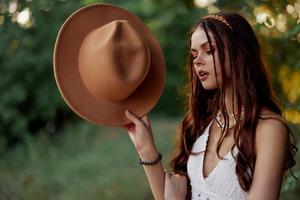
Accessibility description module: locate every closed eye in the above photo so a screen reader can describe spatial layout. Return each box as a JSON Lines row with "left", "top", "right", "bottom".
{"left": 206, "top": 49, "right": 215, "bottom": 55}
{"left": 191, "top": 48, "right": 215, "bottom": 59}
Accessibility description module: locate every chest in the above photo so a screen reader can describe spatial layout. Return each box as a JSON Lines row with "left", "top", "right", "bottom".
{"left": 202, "top": 121, "right": 236, "bottom": 178}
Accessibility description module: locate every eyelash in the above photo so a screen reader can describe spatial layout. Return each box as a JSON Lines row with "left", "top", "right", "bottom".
{"left": 191, "top": 49, "right": 215, "bottom": 59}
{"left": 206, "top": 49, "right": 215, "bottom": 55}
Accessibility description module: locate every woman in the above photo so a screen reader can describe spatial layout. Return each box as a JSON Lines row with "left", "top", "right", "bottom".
{"left": 124, "top": 12, "right": 297, "bottom": 200}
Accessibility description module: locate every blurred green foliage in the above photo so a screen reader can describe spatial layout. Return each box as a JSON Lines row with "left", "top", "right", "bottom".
{"left": 0, "top": 0, "right": 82, "bottom": 151}
{"left": 0, "top": 118, "right": 177, "bottom": 200}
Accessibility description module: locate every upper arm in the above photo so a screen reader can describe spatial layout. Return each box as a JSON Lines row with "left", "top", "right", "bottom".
{"left": 247, "top": 118, "right": 289, "bottom": 200}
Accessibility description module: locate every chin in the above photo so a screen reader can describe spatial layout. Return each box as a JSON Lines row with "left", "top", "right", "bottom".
{"left": 201, "top": 82, "right": 218, "bottom": 90}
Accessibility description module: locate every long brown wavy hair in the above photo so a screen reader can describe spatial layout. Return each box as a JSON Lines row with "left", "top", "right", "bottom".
{"left": 168, "top": 12, "right": 297, "bottom": 199}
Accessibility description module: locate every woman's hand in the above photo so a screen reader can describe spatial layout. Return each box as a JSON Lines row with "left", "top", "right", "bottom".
{"left": 164, "top": 170, "right": 187, "bottom": 200}
{"left": 124, "top": 110, "right": 157, "bottom": 159}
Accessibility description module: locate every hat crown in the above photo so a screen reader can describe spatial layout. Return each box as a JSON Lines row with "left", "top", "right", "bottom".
{"left": 78, "top": 20, "right": 150, "bottom": 102}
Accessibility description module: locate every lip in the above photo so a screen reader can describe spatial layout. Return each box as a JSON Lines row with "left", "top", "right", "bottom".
{"left": 198, "top": 71, "right": 209, "bottom": 81}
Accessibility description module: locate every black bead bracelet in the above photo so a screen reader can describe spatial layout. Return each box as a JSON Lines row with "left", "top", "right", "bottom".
{"left": 138, "top": 152, "right": 162, "bottom": 165}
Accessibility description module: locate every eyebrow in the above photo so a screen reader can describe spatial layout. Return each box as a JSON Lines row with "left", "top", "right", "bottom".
{"left": 191, "top": 41, "right": 215, "bottom": 51}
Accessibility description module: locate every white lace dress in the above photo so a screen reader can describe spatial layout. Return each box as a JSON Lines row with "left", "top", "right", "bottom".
{"left": 187, "top": 121, "right": 247, "bottom": 200}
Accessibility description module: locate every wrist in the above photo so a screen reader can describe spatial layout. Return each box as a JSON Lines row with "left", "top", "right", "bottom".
{"left": 138, "top": 152, "right": 162, "bottom": 165}
{"left": 138, "top": 146, "right": 159, "bottom": 161}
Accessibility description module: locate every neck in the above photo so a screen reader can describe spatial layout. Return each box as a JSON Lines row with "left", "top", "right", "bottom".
{"left": 215, "top": 84, "right": 239, "bottom": 130}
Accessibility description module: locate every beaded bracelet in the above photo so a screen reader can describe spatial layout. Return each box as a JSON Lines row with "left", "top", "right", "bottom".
{"left": 138, "top": 152, "right": 162, "bottom": 165}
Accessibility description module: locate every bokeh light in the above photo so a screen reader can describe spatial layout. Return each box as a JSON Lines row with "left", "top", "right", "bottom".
{"left": 0, "top": 15, "right": 4, "bottom": 25}
{"left": 279, "top": 65, "right": 300, "bottom": 104}
{"left": 254, "top": 6, "right": 275, "bottom": 28}
{"left": 286, "top": 4, "right": 295, "bottom": 14}
{"left": 17, "top": 7, "right": 32, "bottom": 28}
{"left": 194, "top": 0, "right": 216, "bottom": 8}
{"left": 284, "top": 109, "right": 300, "bottom": 124}
{"left": 8, "top": 0, "right": 18, "bottom": 14}
{"left": 275, "top": 14, "right": 287, "bottom": 33}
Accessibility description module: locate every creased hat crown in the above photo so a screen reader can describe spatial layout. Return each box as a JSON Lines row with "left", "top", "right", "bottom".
{"left": 78, "top": 20, "right": 150, "bottom": 102}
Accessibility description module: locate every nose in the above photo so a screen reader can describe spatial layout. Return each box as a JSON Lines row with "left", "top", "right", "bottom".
{"left": 193, "top": 54, "right": 205, "bottom": 66}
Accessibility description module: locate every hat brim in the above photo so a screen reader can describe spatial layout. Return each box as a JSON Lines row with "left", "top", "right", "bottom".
{"left": 53, "top": 3, "right": 165, "bottom": 127}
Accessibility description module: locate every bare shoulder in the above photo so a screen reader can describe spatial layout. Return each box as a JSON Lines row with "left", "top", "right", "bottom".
{"left": 248, "top": 109, "right": 290, "bottom": 198}
{"left": 257, "top": 107, "right": 287, "bottom": 133}
{"left": 256, "top": 107, "right": 289, "bottom": 151}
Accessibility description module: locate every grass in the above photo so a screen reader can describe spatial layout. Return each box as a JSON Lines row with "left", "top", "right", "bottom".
{"left": 0, "top": 116, "right": 180, "bottom": 200}
{"left": 0, "top": 116, "right": 299, "bottom": 200}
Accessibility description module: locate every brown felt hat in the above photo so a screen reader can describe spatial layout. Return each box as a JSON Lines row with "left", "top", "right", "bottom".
{"left": 53, "top": 3, "right": 165, "bottom": 127}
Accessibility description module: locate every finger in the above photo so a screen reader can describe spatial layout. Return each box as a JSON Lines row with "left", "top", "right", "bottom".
{"left": 163, "top": 169, "right": 168, "bottom": 180}
{"left": 164, "top": 172, "right": 170, "bottom": 184}
{"left": 124, "top": 122, "right": 136, "bottom": 133}
{"left": 125, "top": 110, "right": 141, "bottom": 125}
{"left": 126, "top": 125, "right": 136, "bottom": 143}
{"left": 121, "top": 123, "right": 133, "bottom": 130}
{"left": 175, "top": 171, "right": 187, "bottom": 177}
{"left": 180, "top": 176, "right": 187, "bottom": 184}
{"left": 174, "top": 174, "right": 187, "bottom": 183}
{"left": 169, "top": 172, "right": 175, "bottom": 178}
{"left": 173, "top": 174, "right": 185, "bottom": 178}
{"left": 173, "top": 173, "right": 187, "bottom": 179}
{"left": 141, "top": 115, "right": 151, "bottom": 127}
{"left": 170, "top": 174, "right": 187, "bottom": 185}
{"left": 164, "top": 172, "right": 167, "bottom": 186}
{"left": 165, "top": 172, "right": 172, "bottom": 179}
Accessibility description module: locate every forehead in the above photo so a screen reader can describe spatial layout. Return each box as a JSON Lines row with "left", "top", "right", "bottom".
{"left": 191, "top": 27, "right": 215, "bottom": 48}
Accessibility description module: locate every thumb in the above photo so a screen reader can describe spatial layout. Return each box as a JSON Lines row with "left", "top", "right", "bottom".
{"left": 164, "top": 171, "right": 170, "bottom": 183}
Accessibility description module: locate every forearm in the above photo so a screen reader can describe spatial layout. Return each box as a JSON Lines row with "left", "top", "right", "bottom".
{"left": 140, "top": 148, "right": 165, "bottom": 200}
